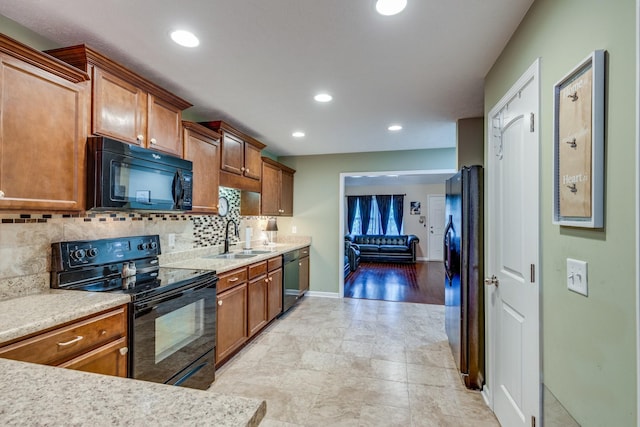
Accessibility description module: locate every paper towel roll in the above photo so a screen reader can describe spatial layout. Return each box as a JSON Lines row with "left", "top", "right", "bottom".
{"left": 244, "top": 227, "right": 253, "bottom": 249}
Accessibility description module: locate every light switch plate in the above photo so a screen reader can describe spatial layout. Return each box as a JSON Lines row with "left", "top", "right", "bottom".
{"left": 168, "top": 233, "right": 176, "bottom": 248}
{"left": 567, "top": 258, "right": 588, "bottom": 296}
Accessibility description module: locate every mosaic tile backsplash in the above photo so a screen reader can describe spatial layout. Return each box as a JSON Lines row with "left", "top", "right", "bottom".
{"left": 0, "top": 187, "right": 284, "bottom": 298}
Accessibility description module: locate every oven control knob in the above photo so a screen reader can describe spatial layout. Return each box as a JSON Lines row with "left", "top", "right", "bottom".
{"left": 138, "top": 243, "right": 149, "bottom": 250}
{"left": 150, "top": 241, "right": 158, "bottom": 250}
{"left": 71, "top": 249, "right": 86, "bottom": 260}
{"left": 87, "top": 248, "right": 99, "bottom": 258}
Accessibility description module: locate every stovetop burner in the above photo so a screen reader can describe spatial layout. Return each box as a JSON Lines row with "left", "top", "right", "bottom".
{"left": 51, "top": 235, "right": 216, "bottom": 301}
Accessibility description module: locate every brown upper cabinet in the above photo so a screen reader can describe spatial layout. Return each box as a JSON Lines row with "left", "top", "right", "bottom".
{"left": 46, "top": 45, "right": 192, "bottom": 157}
{"left": 261, "top": 157, "right": 295, "bottom": 216}
{"left": 182, "top": 121, "right": 221, "bottom": 214}
{"left": 199, "top": 121, "right": 265, "bottom": 192}
{"left": 0, "top": 34, "right": 89, "bottom": 212}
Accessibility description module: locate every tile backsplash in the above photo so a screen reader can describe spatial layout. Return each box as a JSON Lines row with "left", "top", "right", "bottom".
{"left": 0, "top": 187, "right": 284, "bottom": 299}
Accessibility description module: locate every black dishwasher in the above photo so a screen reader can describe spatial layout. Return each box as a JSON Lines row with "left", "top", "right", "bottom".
{"left": 282, "top": 250, "right": 302, "bottom": 313}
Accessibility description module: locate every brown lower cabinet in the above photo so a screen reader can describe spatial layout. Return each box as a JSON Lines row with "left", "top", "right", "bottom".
{"left": 0, "top": 305, "right": 128, "bottom": 377}
{"left": 216, "top": 256, "right": 283, "bottom": 366}
{"left": 215, "top": 280, "right": 248, "bottom": 364}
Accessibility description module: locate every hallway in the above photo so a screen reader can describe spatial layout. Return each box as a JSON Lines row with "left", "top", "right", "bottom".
{"left": 209, "top": 297, "right": 498, "bottom": 426}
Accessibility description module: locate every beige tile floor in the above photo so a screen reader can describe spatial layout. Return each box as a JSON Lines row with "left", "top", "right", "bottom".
{"left": 209, "top": 297, "right": 500, "bottom": 427}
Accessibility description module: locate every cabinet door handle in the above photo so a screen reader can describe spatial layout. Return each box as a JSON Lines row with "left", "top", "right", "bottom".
{"left": 241, "top": 167, "right": 245, "bottom": 172}
{"left": 265, "top": 278, "right": 269, "bottom": 283}
{"left": 228, "top": 277, "right": 239, "bottom": 282}
{"left": 119, "top": 347, "right": 128, "bottom": 356}
{"left": 58, "top": 335, "right": 83, "bottom": 347}
{"left": 136, "top": 134, "right": 144, "bottom": 142}
{"left": 218, "top": 300, "right": 223, "bottom": 306}
{"left": 150, "top": 138, "right": 157, "bottom": 145}
{"left": 299, "top": 262, "right": 302, "bottom": 266}
{"left": 0, "top": 190, "right": 4, "bottom": 198}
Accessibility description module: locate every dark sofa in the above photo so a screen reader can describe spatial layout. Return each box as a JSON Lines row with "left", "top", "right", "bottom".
{"left": 345, "top": 234, "right": 419, "bottom": 263}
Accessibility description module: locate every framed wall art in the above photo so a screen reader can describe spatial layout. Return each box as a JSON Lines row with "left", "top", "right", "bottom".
{"left": 552, "top": 50, "right": 605, "bottom": 228}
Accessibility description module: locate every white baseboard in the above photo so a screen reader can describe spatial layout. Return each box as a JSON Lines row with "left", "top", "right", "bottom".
{"left": 305, "top": 291, "right": 341, "bottom": 298}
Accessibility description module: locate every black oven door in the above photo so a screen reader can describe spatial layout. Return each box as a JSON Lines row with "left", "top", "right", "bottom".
{"left": 131, "top": 275, "right": 216, "bottom": 389}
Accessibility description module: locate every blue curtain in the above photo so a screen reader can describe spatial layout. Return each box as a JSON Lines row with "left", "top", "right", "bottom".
{"left": 358, "top": 195, "right": 373, "bottom": 235}
{"left": 392, "top": 194, "right": 404, "bottom": 234}
{"left": 376, "top": 195, "right": 392, "bottom": 235}
{"left": 346, "top": 196, "right": 358, "bottom": 234}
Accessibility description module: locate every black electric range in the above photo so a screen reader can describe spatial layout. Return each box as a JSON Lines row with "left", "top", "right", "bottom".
{"left": 50, "top": 235, "right": 218, "bottom": 390}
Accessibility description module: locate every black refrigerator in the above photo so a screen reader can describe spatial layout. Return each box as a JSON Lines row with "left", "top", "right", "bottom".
{"left": 444, "top": 165, "right": 484, "bottom": 390}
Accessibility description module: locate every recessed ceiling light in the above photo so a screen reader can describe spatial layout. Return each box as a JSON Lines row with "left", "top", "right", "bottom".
{"left": 376, "top": 0, "right": 407, "bottom": 16}
{"left": 388, "top": 124, "right": 403, "bottom": 131}
{"left": 292, "top": 131, "right": 305, "bottom": 138}
{"left": 170, "top": 30, "right": 199, "bottom": 47}
{"left": 314, "top": 93, "right": 333, "bottom": 103}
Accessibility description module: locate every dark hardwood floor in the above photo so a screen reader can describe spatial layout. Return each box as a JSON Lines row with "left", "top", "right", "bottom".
{"left": 344, "top": 261, "right": 445, "bottom": 305}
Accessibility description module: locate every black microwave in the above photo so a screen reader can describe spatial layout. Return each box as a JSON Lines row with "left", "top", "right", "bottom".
{"left": 87, "top": 136, "right": 193, "bottom": 212}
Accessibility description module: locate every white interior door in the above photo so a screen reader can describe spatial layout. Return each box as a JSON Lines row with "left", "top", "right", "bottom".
{"left": 486, "top": 60, "right": 540, "bottom": 427}
{"left": 427, "top": 194, "right": 445, "bottom": 260}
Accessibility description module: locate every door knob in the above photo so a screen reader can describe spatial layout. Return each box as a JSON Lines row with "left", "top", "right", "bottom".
{"left": 484, "top": 275, "right": 499, "bottom": 287}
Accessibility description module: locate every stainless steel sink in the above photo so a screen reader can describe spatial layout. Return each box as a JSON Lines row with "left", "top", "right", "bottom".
{"left": 237, "top": 249, "right": 273, "bottom": 255}
{"left": 205, "top": 253, "right": 258, "bottom": 260}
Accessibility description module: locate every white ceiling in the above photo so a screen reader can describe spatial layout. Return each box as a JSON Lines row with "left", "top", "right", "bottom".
{"left": 0, "top": 0, "right": 532, "bottom": 157}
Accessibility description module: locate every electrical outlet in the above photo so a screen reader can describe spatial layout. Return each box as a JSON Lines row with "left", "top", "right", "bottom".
{"left": 567, "top": 258, "right": 588, "bottom": 296}
{"left": 292, "top": 226, "right": 297, "bottom": 234}
{"left": 168, "top": 233, "right": 176, "bottom": 248}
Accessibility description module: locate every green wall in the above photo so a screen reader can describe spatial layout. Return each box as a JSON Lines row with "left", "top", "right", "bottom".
{"left": 484, "top": 0, "right": 637, "bottom": 425}
{"left": 0, "top": 15, "right": 59, "bottom": 50}
{"left": 280, "top": 148, "right": 455, "bottom": 293}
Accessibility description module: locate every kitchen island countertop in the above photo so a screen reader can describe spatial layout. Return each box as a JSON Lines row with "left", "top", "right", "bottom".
{"left": 0, "top": 357, "right": 266, "bottom": 426}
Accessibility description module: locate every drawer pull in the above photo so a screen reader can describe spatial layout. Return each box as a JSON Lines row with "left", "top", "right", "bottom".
{"left": 228, "top": 277, "right": 239, "bottom": 282}
{"left": 58, "top": 336, "right": 83, "bottom": 347}
{"left": 119, "top": 347, "right": 128, "bottom": 356}
{"left": 100, "top": 329, "right": 107, "bottom": 336}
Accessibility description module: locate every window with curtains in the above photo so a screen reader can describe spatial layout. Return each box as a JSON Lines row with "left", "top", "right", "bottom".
{"left": 350, "top": 196, "right": 403, "bottom": 235}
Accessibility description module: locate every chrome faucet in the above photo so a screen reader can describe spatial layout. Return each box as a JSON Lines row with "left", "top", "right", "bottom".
{"left": 224, "top": 219, "right": 239, "bottom": 254}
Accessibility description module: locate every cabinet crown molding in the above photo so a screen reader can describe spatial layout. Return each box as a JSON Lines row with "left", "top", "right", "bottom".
{"left": 0, "top": 34, "right": 89, "bottom": 83}
{"left": 182, "top": 121, "right": 221, "bottom": 141}
{"left": 199, "top": 120, "right": 266, "bottom": 150}
{"left": 262, "top": 156, "right": 296, "bottom": 174}
{"left": 45, "top": 44, "right": 192, "bottom": 110}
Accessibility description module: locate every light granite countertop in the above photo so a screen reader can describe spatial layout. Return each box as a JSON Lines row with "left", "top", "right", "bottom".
{"left": 163, "top": 240, "right": 311, "bottom": 273}
{"left": 0, "top": 289, "right": 131, "bottom": 344}
{"left": 0, "top": 358, "right": 266, "bottom": 426}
